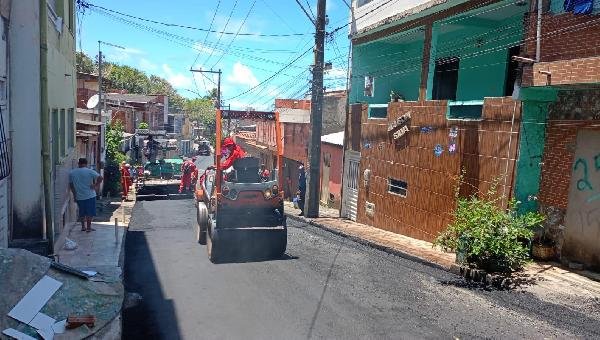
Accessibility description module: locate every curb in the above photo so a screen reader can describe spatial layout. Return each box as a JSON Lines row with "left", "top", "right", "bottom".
{"left": 285, "top": 213, "right": 455, "bottom": 273}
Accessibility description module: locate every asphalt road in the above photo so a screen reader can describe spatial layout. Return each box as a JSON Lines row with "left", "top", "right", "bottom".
{"left": 122, "top": 157, "right": 600, "bottom": 340}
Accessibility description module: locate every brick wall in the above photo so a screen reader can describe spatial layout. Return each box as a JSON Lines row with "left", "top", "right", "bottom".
{"left": 357, "top": 98, "right": 520, "bottom": 242}
{"left": 275, "top": 99, "right": 311, "bottom": 110}
{"left": 524, "top": 12, "right": 600, "bottom": 63}
{"left": 522, "top": 11, "right": 600, "bottom": 87}
{"left": 538, "top": 89, "right": 600, "bottom": 208}
{"left": 532, "top": 56, "right": 600, "bottom": 86}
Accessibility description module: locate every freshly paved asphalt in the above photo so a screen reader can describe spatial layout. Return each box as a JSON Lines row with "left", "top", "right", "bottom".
{"left": 122, "top": 157, "right": 600, "bottom": 340}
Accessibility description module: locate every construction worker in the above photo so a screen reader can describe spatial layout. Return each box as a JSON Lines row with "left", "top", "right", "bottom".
{"left": 179, "top": 158, "right": 197, "bottom": 193}
{"left": 221, "top": 137, "right": 246, "bottom": 170}
{"left": 190, "top": 156, "right": 200, "bottom": 188}
{"left": 120, "top": 162, "right": 132, "bottom": 201}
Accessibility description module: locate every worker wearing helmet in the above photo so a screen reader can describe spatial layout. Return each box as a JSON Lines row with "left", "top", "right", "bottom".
{"left": 220, "top": 137, "right": 246, "bottom": 170}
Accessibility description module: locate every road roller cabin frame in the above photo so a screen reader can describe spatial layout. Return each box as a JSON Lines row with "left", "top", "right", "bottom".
{"left": 194, "top": 109, "right": 287, "bottom": 263}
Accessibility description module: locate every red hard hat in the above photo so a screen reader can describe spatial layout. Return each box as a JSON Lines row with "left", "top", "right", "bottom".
{"left": 222, "top": 137, "right": 235, "bottom": 147}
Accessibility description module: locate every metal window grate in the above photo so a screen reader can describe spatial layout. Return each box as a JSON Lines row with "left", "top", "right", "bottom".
{"left": 0, "top": 109, "right": 10, "bottom": 180}
{"left": 388, "top": 178, "right": 407, "bottom": 197}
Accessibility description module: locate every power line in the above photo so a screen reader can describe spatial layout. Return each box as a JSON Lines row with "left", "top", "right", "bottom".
{"left": 79, "top": 0, "right": 311, "bottom": 37}
{"left": 225, "top": 46, "right": 313, "bottom": 101}
{"left": 91, "top": 7, "right": 307, "bottom": 70}
{"left": 295, "top": 0, "right": 316, "bottom": 25}
{"left": 192, "top": 0, "right": 221, "bottom": 69}
{"left": 202, "top": 0, "right": 239, "bottom": 67}
{"left": 211, "top": 0, "right": 257, "bottom": 69}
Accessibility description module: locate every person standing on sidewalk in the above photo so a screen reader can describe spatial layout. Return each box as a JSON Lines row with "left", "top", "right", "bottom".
{"left": 70, "top": 158, "right": 103, "bottom": 232}
{"left": 120, "top": 161, "right": 132, "bottom": 201}
{"left": 298, "top": 164, "right": 306, "bottom": 216}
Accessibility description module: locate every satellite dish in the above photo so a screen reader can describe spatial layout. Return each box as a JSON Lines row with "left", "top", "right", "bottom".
{"left": 86, "top": 94, "right": 99, "bottom": 109}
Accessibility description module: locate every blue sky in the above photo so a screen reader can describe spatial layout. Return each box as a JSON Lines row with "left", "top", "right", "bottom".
{"left": 77, "top": 0, "right": 351, "bottom": 110}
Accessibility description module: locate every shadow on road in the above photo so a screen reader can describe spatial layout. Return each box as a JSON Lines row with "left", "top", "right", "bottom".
{"left": 212, "top": 252, "right": 299, "bottom": 265}
{"left": 123, "top": 231, "right": 182, "bottom": 340}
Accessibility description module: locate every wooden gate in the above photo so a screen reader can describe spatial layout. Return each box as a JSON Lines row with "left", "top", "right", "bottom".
{"left": 341, "top": 150, "right": 360, "bottom": 221}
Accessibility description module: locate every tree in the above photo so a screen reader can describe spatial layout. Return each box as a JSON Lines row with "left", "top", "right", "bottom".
{"left": 105, "top": 64, "right": 150, "bottom": 94}
{"left": 185, "top": 97, "right": 216, "bottom": 143}
{"left": 76, "top": 51, "right": 95, "bottom": 74}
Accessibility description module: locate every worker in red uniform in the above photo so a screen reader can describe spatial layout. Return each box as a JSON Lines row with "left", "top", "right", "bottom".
{"left": 190, "top": 156, "right": 200, "bottom": 188}
{"left": 120, "top": 162, "right": 131, "bottom": 201}
{"left": 221, "top": 137, "right": 246, "bottom": 170}
{"left": 179, "top": 158, "right": 197, "bottom": 193}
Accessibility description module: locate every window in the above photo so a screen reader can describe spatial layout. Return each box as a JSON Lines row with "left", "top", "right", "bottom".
{"left": 364, "top": 75, "right": 374, "bottom": 97}
{"left": 67, "top": 108, "right": 75, "bottom": 149}
{"left": 447, "top": 101, "right": 483, "bottom": 120}
{"left": 52, "top": 109, "right": 59, "bottom": 164}
{"left": 59, "top": 109, "right": 66, "bottom": 157}
{"left": 505, "top": 46, "right": 521, "bottom": 97}
{"left": 432, "top": 57, "right": 459, "bottom": 100}
{"left": 368, "top": 104, "right": 387, "bottom": 119}
{"left": 388, "top": 177, "right": 408, "bottom": 197}
{"left": 357, "top": 0, "right": 373, "bottom": 7}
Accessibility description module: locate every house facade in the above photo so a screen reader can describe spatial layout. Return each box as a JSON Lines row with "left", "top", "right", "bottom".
{"left": 343, "top": 0, "right": 528, "bottom": 241}
{"left": 9, "top": 0, "right": 77, "bottom": 253}
{"left": 514, "top": 1, "right": 600, "bottom": 268}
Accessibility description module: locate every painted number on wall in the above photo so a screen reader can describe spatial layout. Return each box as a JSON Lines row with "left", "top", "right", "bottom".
{"left": 574, "top": 152, "right": 600, "bottom": 203}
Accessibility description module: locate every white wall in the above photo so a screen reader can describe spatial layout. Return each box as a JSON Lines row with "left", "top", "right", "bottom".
{"left": 351, "top": 0, "right": 457, "bottom": 35}
{"left": 9, "top": 0, "right": 45, "bottom": 239}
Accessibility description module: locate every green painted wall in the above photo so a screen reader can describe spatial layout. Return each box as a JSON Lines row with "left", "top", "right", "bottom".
{"left": 435, "top": 4, "right": 527, "bottom": 101}
{"left": 350, "top": 0, "right": 528, "bottom": 105}
{"left": 514, "top": 87, "right": 558, "bottom": 214}
{"left": 350, "top": 30, "right": 424, "bottom": 104}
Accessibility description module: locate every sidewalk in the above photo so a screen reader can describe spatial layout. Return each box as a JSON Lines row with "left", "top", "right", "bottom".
{"left": 284, "top": 201, "right": 600, "bottom": 299}
{"left": 52, "top": 194, "right": 135, "bottom": 339}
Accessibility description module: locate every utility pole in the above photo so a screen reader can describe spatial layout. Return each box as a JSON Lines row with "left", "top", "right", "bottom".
{"left": 305, "top": 0, "right": 326, "bottom": 218}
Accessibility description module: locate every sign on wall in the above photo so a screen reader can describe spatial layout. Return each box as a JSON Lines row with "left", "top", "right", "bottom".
{"left": 388, "top": 111, "right": 411, "bottom": 141}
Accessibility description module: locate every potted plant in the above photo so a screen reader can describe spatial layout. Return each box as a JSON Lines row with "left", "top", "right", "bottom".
{"left": 434, "top": 177, "right": 545, "bottom": 273}
{"left": 390, "top": 90, "right": 403, "bottom": 102}
{"left": 531, "top": 219, "right": 556, "bottom": 261}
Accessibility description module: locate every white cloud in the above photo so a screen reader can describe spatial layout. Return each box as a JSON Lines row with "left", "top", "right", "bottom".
{"left": 162, "top": 64, "right": 193, "bottom": 88}
{"left": 106, "top": 47, "right": 145, "bottom": 63}
{"left": 226, "top": 62, "right": 259, "bottom": 88}
{"left": 139, "top": 58, "right": 158, "bottom": 72}
{"left": 325, "top": 66, "right": 347, "bottom": 78}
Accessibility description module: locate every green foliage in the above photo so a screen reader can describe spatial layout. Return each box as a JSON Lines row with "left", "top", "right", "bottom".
{"left": 76, "top": 52, "right": 96, "bottom": 74}
{"left": 138, "top": 121, "right": 149, "bottom": 129}
{"left": 185, "top": 96, "right": 217, "bottom": 143}
{"left": 104, "top": 122, "right": 126, "bottom": 196}
{"left": 434, "top": 176, "right": 545, "bottom": 273}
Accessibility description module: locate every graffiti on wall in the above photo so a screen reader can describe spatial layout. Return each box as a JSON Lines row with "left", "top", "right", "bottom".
{"left": 448, "top": 126, "right": 458, "bottom": 155}
{"left": 573, "top": 152, "right": 600, "bottom": 203}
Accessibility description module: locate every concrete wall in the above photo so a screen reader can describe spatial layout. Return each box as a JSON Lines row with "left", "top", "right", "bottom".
{"left": 322, "top": 92, "right": 346, "bottom": 135}
{"left": 320, "top": 142, "right": 344, "bottom": 209}
{"left": 9, "top": 0, "right": 44, "bottom": 239}
{"left": 351, "top": 31, "right": 424, "bottom": 104}
{"left": 0, "top": 13, "right": 9, "bottom": 248}
{"left": 46, "top": 0, "right": 77, "bottom": 244}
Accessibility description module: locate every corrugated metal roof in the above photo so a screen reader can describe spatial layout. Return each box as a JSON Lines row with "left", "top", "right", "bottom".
{"left": 76, "top": 119, "right": 104, "bottom": 126}
{"left": 104, "top": 93, "right": 161, "bottom": 103}
{"left": 321, "top": 131, "right": 344, "bottom": 146}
